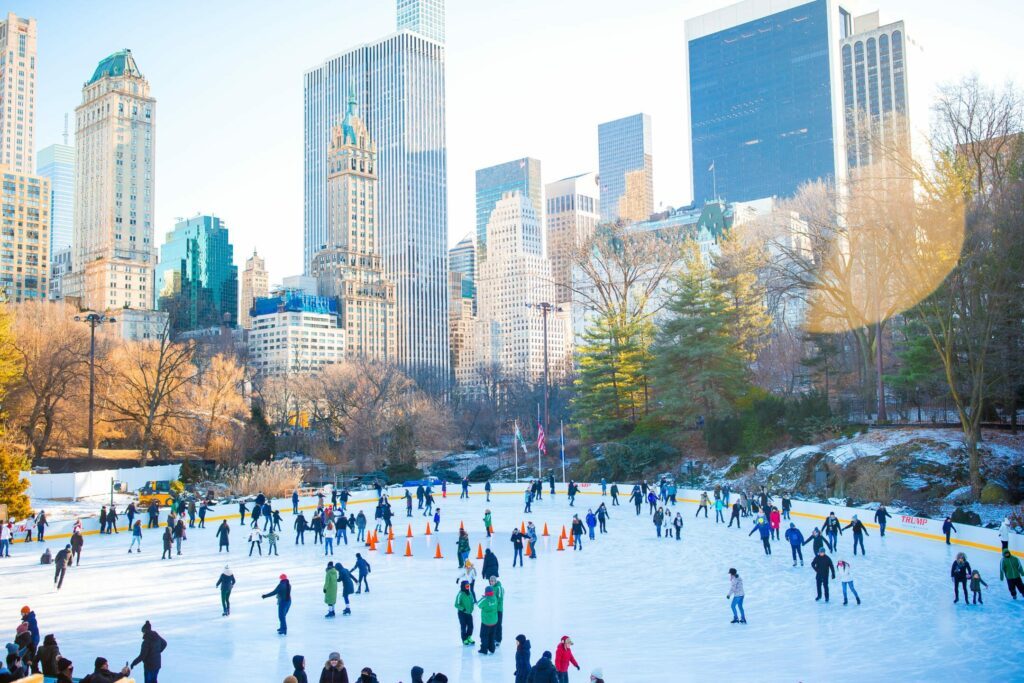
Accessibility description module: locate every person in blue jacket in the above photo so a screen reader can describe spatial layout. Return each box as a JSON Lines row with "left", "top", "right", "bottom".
{"left": 261, "top": 574, "right": 292, "bottom": 634}
{"left": 585, "top": 510, "right": 597, "bottom": 540}
{"left": 351, "top": 552, "right": 371, "bottom": 593}
{"left": 874, "top": 505, "right": 892, "bottom": 536}
{"left": 514, "top": 634, "right": 531, "bottom": 683}
{"left": 784, "top": 523, "right": 805, "bottom": 566}
{"left": 942, "top": 517, "right": 957, "bottom": 545}
{"left": 748, "top": 516, "right": 772, "bottom": 555}
{"left": 292, "top": 489, "right": 300, "bottom": 514}
{"left": 129, "top": 621, "right": 167, "bottom": 683}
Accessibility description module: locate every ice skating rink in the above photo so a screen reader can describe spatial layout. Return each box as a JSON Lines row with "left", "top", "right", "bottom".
{"left": 2, "top": 487, "right": 1020, "bottom": 682}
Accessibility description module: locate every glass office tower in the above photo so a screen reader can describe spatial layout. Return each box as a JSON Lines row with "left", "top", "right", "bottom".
{"left": 37, "top": 143, "right": 75, "bottom": 255}
{"left": 597, "top": 113, "right": 653, "bottom": 223}
{"left": 475, "top": 158, "right": 542, "bottom": 264}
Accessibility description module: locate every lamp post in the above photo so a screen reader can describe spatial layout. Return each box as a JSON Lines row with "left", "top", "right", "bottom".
{"left": 74, "top": 312, "right": 115, "bottom": 458}
{"left": 525, "top": 302, "right": 562, "bottom": 447}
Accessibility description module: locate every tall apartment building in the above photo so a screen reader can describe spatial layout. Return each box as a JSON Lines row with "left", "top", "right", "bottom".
{"left": 70, "top": 49, "right": 156, "bottom": 311}
{"left": 598, "top": 114, "right": 653, "bottom": 223}
{"left": 156, "top": 215, "right": 238, "bottom": 334}
{"left": 473, "top": 191, "right": 564, "bottom": 385}
{"left": 49, "top": 245, "right": 71, "bottom": 300}
{"left": 239, "top": 250, "right": 268, "bottom": 329}
{"left": 247, "top": 291, "right": 345, "bottom": 376}
{"left": 448, "top": 269, "right": 475, "bottom": 386}
{"left": 0, "top": 14, "right": 37, "bottom": 174}
{"left": 310, "top": 89, "right": 396, "bottom": 362}
{"left": 37, "top": 143, "right": 75, "bottom": 257}
{"left": 0, "top": 168, "right": 49, "bottom": 301}
{"left": 305, "top": 0, "right": 448, "bottom": 386}
{"left": 475, "top": 157, "right": 543, "bottom": 264}
{"left": 545, "top": 172, "right": 599, "bottom": 305}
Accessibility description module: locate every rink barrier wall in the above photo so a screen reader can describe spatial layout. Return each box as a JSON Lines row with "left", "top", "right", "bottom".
{"left": 20, "top": 464, "right": 182, "bottom": 500}
{"left": 14, "top": 482, "right": 1022, "bottom": 558}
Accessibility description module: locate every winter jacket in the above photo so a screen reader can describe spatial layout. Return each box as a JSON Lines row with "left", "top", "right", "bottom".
{"left": 454, "top": 589, "right": 475, "bottom": 614}
{"left": 727, "top": 576, "right": 744, "bottom": 598}
{"left": 457, "top": 566, "right": 477, "bottom": 585}
{"left": 70, "top": 532, "right": 84, "bottom": 551}
{"left": 482, "top": 550, "right": 499, "bottom": 578}
{"left": 950, "top": 559, "right": 972, "bottom": 581}
{"left": 585, "top": 512, "right": 597, "bottom": 528}
{"left": 22, "top": 611, "right": 39, "bottom": 645}
{"left": 490, "top": 579, "right": 505, "bottom": 611}
{"left": 216, "top": 524, "right": 230, "bottom": 543}
{"left": 477, "top": 594, "right": 499, "bottom": 625}
{"left": 837, "top": 564, "right": 854, "bottom": 582}
{"left": 352, "top": 556, "right": 371, "bottom": 577}
{"left": 511, "top": 530, "right": 523, "bottom": 548}
{"left": 998, "top": 520, "right": 1011, "bottom": 542}
{"left": 515, "top": 639, "right": 532, "bottom": 683}
{"left": 262, "top": 579, "right": 292, "bottom": 604}
{"left": 823, "top": 517, "right": 843, "bottom": 535}
{"left": 248, "top": 530, "right": 262, "bottom": 543}
{"left": 457, "top": 536, "right": 470, "bottom": 556}
{"left": 874, "top": 508, "right": 891, "bottom": 524}
{"left": 942, "top": 520, "right": 956, "bottom": 535}
{"left": 216, "top": 572, "right": 235, "bottom": 593}
{"left": 785, "top": 527, "right": 805, "bottom": 547}
{"left": 319, "top": 663, "right": 349, "bottom": 683}
{"left": 554, "top": 637, "right": 579, "bottom": 673}
{"left": 292, "top": 656, "right": 309, "bottom": 683}
{"left": 842, "top": 519, "right": 869, "bottom": 536}
{"left": 571, "top": 519, "right": 585, "bottom": 536}
{"left": 324, "top": 566, "right": 339, "bottom": 605}
{"left": 653, "top": 510, "right": 664, "bottom": 526}
{"left": 295, "top": 516, "right": 308, "bottom": 532}
{"left": 769, "top": 510, "right": 781, "bottom": 529}
{"left": 337, "top": 566, "right": 355, "bottom": 595}
{"left": 35, "top": 635, "right": 60, "bottom": 676}
{"left": 812, "top": 554, "right": 835, "bottom": 579}
{"left": 970, "top": 574, "right": 988, "bottom": 591}
{"left": 483, "top": 513, "right": 492, "bottom": 530}
{"left": 527, "top": 653, "right": 557, "bottom": 683}
{"left": 749, "top": 519, "right": 770, "bottom": 539}
{"left": 130, "top": 628, "right": 167, "bottom": 672}
{"left": 803, "top": 532, "right": 827, "bottom": 553}
{"left": 1000, "top": 552, "right": 1023, "bottom": 581}
{"left": 81, "top": 667, "right": 127, "bottom": 683}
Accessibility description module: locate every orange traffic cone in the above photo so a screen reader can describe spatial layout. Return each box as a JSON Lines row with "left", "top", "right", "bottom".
{"left": 520, "top": 521, "right": 526, "bottom": 534}
{"left": 560, "top": 525, "right": 567, "bottom": 540}
{"left": 405, "top": 540, "right": 413, "bottom": 557}
{"left": 434, "top": 543, "right": 443, "bottom": 559}
{"left": 426, "top": 523, "right": 432, "bottom": 536}
{"left": 568, "top": 532, "right": 575, "bottom": 547}
{"left": 476, "top": 543, "right": 484, "bottom": 559}
{"left": 368, "top": 536, "right": 377, "bottom": 551}
{"left": 556, "top": 536, "right": 565, "bottom": 551}
{"left": 525, "top": 539, "right": 532, "bottom": 556}
{"left": 407, "top": 524, "right": 413, "bottom": 538}
{"left": 388, "top": 527, "right": 395, "bottom": 541}
{"left": 386, "top": 539, "right": 394, "bottom": 554}
{"left": 542, "top": 523, "right": 549, "bottom": 537}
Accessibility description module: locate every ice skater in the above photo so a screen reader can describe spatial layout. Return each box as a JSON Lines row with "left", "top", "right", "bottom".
{"left": 874, "top": 505, "right": 891, "bottom": 536}
{"left": 610, "top": 482, "right": 619, "bottom": 505}
{"left": 836, "top": 560, "right": 860, "bottom": 605}
{"left": 294, "top": 513, "right": 308, "bottom": 545}
{"left": 970, "top": 570, "right": 987, "bottom": 605}
{"left": 217, "top": 520, "right": 230, "bottom": 553}
{"left": 483, "top": 510, "right": 493, "bottom": 538}
{"left": 53, "top": 544, "right": 71, "bottom": 589}
{"left": 749, "top": 516, "right": 771, "bottom": 555}
{"left": 728, "top": 501, "right": 742, "bottom": 528}
{"left": 261, "top": 574, "right": 292, "bottom": 634}
{"left": 458, "top": 560, "right": 478, "bottom": 598}
{"left": 785, "top": 523, "right": 805, "bottom": 566}
{"left": 434, "top": 508, "right": 442, "bottom": 533}
{"left": 696, "top": 492, "right": 709, "bottom": 518}
{"left": 129, "top": 621, "right": 166, "bottom": 683}
{"left": 70, "top": 530, "right": 83, "bottom": 566}
{"left": 942, "top": 517, "right": 957, "bottom": 545}
{"left": 812, "top": 549, "right": 835, "bottom": 602}
{"left": 129, "top": 520, "right": 143, "bottom": 553}
{"left": 351, "top": 553, "right": 371, "bottom": 593}
{"left": 951, "top": 552, "right": 971, "bottom": 604}
{"left": 841, "top": 515, "right": 868, "bottom": 555}
{"left": 998, "top": 549, "right": 1023, "bottom": 599}
{"left": 769, "top": 507, "right": 781, "bottom": 541}
{"left": 555, "top": 636, "right": 580, "bottom": 680}
{"left": 477, "top": 586, "right": 499, "bottom": 654}
{"left": 714, "top": 498, "right": 725, "bottom": 524}
{"left": 216, "top": 565, "right": 235, "bottom": 616}
{"left": 161, "top": 527, "right": 173, "bottom": 560}
{"left": 457, "top": 529, "right": 471, "bottom": 568}
{"left": 526, "top": 521, "right": 538, "bottom": 559}
{"left": 249, "top": 528, "right": 263, "bottom": 556}
{"left": 571, "top": 515, "right": 585, "bottom": 550}
{"left": 511, "top": 528, "right": 524, "bottom": 567}
{"left": 823, "top": 513, "right": 842, "bottom": 552}
{"left": 803, "top": 527, "right": 828, "bottom": 556}
{"left": 727, "top": 568, "right": 746, "bottom": 623}
{"left": 455, "top": 581, "right": 476, "bottom": 646}
{"left": 585, "top": 509, "right": 596, "bottom": 540}
{"left": 324, "top": 562, "right": 339, "bottom": 618}
{"left": 672, "top": 512, "right": 683, "bottom": 540}
{"left": 630, "top": 485, "right": 643, "bottom": 515}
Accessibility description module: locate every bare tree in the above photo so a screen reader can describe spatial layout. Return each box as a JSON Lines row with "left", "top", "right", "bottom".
{"left": 189, "top": 353, "right": 247, "bottom": 461}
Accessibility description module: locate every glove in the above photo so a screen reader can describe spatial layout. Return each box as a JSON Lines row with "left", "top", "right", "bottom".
{"left": 575, "top": 664, "right": 581, "bottom": 670}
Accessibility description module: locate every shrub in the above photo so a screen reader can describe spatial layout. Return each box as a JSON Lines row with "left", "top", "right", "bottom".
{"left": 468, "top": 464, "right": 493, "bottom": 482}
{"left": 217, "top": 460, "right": 304, "bottom": 497}
{"left": 980, "top": 482, "right": 1009, "bottom": 504}
{"left": 950, "top": 507, "right": 982, "bottom": 526}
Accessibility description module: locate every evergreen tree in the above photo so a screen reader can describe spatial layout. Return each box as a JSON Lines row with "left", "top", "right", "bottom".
{"left": 246, "top": 404, "right": 276, "bottom": 463}
{"left": 885, "top": 318, "right": 947, "bottom": 421}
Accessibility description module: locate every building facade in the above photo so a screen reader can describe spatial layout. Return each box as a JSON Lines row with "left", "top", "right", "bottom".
{"left": 597, "top": 114, "right": 653, "bottom": 223}
{"left": 545, "top": 172, "right": 599, "bottom": 305}
{"left": 396, "top": 0, "right": 445, "bottom": 42}
{"left": 0, "top": 167, "right": 49, "bottom": 301}
{"left": 105, "top": 307, "right": 169, "bottom": 342}
{"left": 49, "top": 244, "right": 71, "bottom": 300}
{"left": 448, "top": 269, "right": 475, "bottom": 386}
{"left": 472, "top": 191, "right": 565, "bottom": 385}
{"left": 36, "top": 143, "right": 75, "bottom": 256}
{"left": 304, "top": 2, "right": 448, "bottom": 386}
{"left": 448, "top": 232, "right": 474, "bottom": 287}
{"left": 310, "top": 89, "right": 396, "bottom": 361}
{"left": 475, "top": 157, "right": 542, "bottom": 264}
{"left": 71, "top": 49, "right": 156, "bottom": 312}
{"left": 0, "top": 14, "right": 37, "bottom": 174}
{"left": 247, "top": 291, "right": 345, "bottom": 376}
{"left": 156, "top": 214, "right": 238, "bottom": 335}
{"left": 239, "top": 250, "right": 268, "bottom": 329}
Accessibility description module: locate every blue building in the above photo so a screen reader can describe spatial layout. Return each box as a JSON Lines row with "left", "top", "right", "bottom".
{"left": 36, "top": 143, "right": 74, "bottom": 256}
{"left": 156, "top": 215, "right": 238, "bottom": 334}
{"left": 475, "top": 158, "right": 542, "bottom": 264}
{"left": 304, "top": 0, "right": 449, "bottom": 386}
{"left": 598, "top": 114, "right": 653, "bottom": 223}
{"left": 686, "top": 0, "right": 852, "bottom": 204}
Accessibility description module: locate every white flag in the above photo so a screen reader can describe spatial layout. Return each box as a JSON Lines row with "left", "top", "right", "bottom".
{"left": 708, "top": 161, "right": 715, "bottom": 172}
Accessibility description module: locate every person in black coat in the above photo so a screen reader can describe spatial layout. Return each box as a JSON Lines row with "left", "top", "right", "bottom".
{"left": 950, "top": 553, "right": 972, "bottom": 604}
{"left": 161, "top": 527, "right": 173, "bottom": 560}
{"left": 216, "top": 520, "right": 230, "bottom": 552}
{"left": 514, "top": 635, "right": 531, "bottom": 683}
{"left": 262, "top": 575, "right": 292, "bottom": 634}
{"left": 481, "top": 548, "right": 499, "bottom": 580}
{"left": 811, "top": 549, "right": 835, "bottom": 602}
{"left": 129, "top": 621, "right": 167, "bottom": 682}
{"left": 53, "top": 544, "right": 72, "bottom": 589}
{"left": 295, "top": 513, "right": 309, "bottom": 545}
{"left": 292, "top": 655, "right": 308, "bottom": 683}
{"left": 841, "top": 515, "right": 869, "bottom": 555}
{"left": 238, "top": 501, "right": 248, "bottom": 525}
{"left": 528, "top": 650, "right": 557, "bottom": 683}
{"left": 80, "top": 656, "right": 132, "bottom": 683}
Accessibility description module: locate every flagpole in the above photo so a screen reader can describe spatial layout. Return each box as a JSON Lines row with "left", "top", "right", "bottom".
{"left": 513, "top": 420, "right": 519, "bottom": 483}
{"left": 711, "top": 160, "right": 718, "bottom": 200}
{"left": 560, "top": 420, "right": 566, "bottom": 484}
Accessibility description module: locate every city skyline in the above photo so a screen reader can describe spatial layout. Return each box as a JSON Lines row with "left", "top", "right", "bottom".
{"left": 10, "top": 0, "right": 1022, "bottom": 287}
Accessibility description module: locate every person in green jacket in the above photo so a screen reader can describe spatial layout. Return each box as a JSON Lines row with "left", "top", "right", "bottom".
{"left": 324, "top": 562, "right": 339, "bottom": 618}
{"left": 477, "top": 585, "right": 499, "bottom": 654}
{"left": 457, "top": 529, "right": 471, "bottom": 568}
{"left": 999, "top": 549, "right": 1024, "bottom": 599}
{"left": 455, "top": 581, "right": 476, "bottom": 645}
{"left": 488, "top": 575, "right": 505, "bottom": 646}
{"left": 483, "top": 510, "right": 493, "bottom": 538}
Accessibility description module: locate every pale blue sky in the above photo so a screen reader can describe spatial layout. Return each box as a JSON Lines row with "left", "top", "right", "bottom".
{"left": 12, "top": 0, "right": 1023, "bottom": 283}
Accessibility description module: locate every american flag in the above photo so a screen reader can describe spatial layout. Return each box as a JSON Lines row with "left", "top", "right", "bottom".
{"left": 537, "top": 420, "right": 547, "bottom": 455}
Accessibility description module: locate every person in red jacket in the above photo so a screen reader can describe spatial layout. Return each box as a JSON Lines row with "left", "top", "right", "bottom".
{"left": 554, "top": 635, "right": 579, "bottom": 681}
{"left": 769, "top": 507, "right": 782, "bottom": 541}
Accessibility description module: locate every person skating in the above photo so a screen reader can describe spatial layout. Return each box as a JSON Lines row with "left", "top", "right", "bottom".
{"left": 461, "top": 477, "right": 470, "bottom": 499}
{"left": 80, "top": 657, "right": 132, "bottom": 683}
{"left": 970, "top": 570, "right": 988, "bottom": 605}
{"left": 671, "top": 512, "right": 683, "bottom": 540}
{"left": 161, "top": 527, "right": 173, "bottom": 560}
{"left": 812, "top": 549, "right": 835, "bottom": 602}
{"left": 457, "top": 560, "right": 478, "bottom": 598}
{"left": 629, "top": 485, "right": 642, "bottom": 515}
{"left": 336, "top": 563, "right": 355, "bottom": 615}
{"left": 781, "top": 494, "right": 792, "bottom": 520}
{"left": 585, "top": 510, "right": 596, "bottom": 540}
{"left": 291, "top": 655, "right": 308, "bottom": 683}
{"left": 487, "top": 575, "right": 505, "bottom": 646}
{"left": 511, "top": 528, "right": 524, "bottom": 567}
{"left": 292, "top": 489, "right": 300, "bottom": 515}
{"left": 653, "top": 507, "right": 664, "bottom": 538}
{"left": 53, "top": 544, "right": 72, "bottom": 590}
{"left": 482, "top": 548, "right": 499, "bottom": 580}
{"left": 998, "top": 517, "right": 1011, "bottom": 550}
{"left": 514, "top": 634, "right": 531, "bottom": 683}
{"left": 696, "top": 492, "right": 710, "bottom": 518}
{"left": 483, "top": 510, "right": 493, "bottom": 538}
{"left": 129, "top": 621, "right": 166, "bottom": 683}
{"left": 295, "top": 513, "right": 309, "bottom": 545}
{"left": 354, "top": 511, "right": 366, "bottom": 542}
{"left": 524, "top": 487, "right": 534, "bottom": 514}
{"left": 457, "top": 529, "right": 471, "bottom": 568}
{"left": 785, "top": 523, "right": 805, "bottom": 566}
{"left": 126, "top": 501, "right": 137, "bottom": 528}
{"left": 554, "top": 636, "right": 580, "bottom": 681}
{"left": 526, "top": 521, "right": 538, "bottom": 559}
{"left": 405, "top": 489, "right": 413, "bottom": 517}
{"left": 713, "top": 497, "right": 725, "bottom": 524}
{"left": 324, "top": 520, "right": 335, "bottom": 556}
{"left": 749, "top": 516, "right": 771, "bottom": 555}
{"left": 477, "top": 586, "right": 499, "bottom": 654}
{"left": 351, "top": 553, "right": 371, "bottom": 593}
{"left": 567, "top": 481, "right": 578, "bottom": 507}
{"left": 609, "top": 482, "right": 619, "bottom": 506}
{"left": 172, "top": 518, "right": 187, "bottom": 556}
{"left": 423, "top": 489, "right": 435, "bottom": 516}
{"left": 455, "top": 581, "right": 476, "bottom": 646}
{"left": 99, "top": 507, "right": 108, "bottom": 535}
{"left": 998, "top": 548, "right": 1024, "bottom": 599}
{"left": 238, "top": 501, "right": 248, "bottom": 526}
{"left": 769, "top": 507, "right": 781, "bottom": 541}
{"left": 70, "top": 530, "right": 84, "bottom": 566}
{"left": 548, "top": 472, "right": 556, "bottom": 496}
{"left": 216, "top": 565, "right": 235, "bottom": 616}
{"left": 529, "top": 651, "right": 557, "bottom": 683}
{"left": 311, "top": 513, "right": 325, "bottom": 545}
{"left": 726, "top": 568, "right": 746, "bottom": 623}
{"left": 323, "top": 562, "right": 339, "bottom": 618}
{"left": 596, "top": 504, "right": 609, "bottom": 534}
{"left": 319, "top": 652, "right": 348, "bottom": 683}
{"left": 54, "top": 656, "right": 73, "bottom": 683}
{"left": 728, "top": 501, "right": 742, "bottom": 528}
{"left": 874, "top": 505, "right": 891, "bottom": 536}
{"left": 951, "top": 552, "right": 971, "bottom": 604}
{"left": 823, "top": 512, "right": 842, "bottom": 552}
{"left": 266, "top": 528, "right": 280, "bottom": 556}
{"left": 836, "top": 560, "right": 861, "bottom": 605}
{"left": 841, "top": 515, "right": 869, "bottom": 555}
{"left": 571, "top": 515, "right": 585, "bottom": 550}
{"left": 646, "top": 490, "right": 657, "bottom": 515}
{"left": 485, "top": 480, "right": 492, "bottom": 502}
{"left": 126, "top": 520, "right": 142, "bottom": 554}
{"left": 216, "top": 520, "right": 230, "bottom": 553}
{"left": 942, "top": 517, "right": 957, "bottom": 545}
{"left": 35, "top": 511, "right": 48, "bottom": 542}
{"left": 261, "top": 574, "right": 292, "bottom": 635}
{"left": 433, "top": 508, "right": 441, "bottom": 532}
{"left": 803, "top": 527, "right": 828, "bottom": 556}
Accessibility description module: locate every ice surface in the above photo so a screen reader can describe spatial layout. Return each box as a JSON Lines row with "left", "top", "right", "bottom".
{"left": 2, "top": 487, "right": 1022, "bottom": 682}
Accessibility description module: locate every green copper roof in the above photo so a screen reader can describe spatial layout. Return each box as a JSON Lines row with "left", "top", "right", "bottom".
{"left": 341, "top": 79, "right": 359, "bottom": 145}
{"left": 88, "top": 49, "right": 141, "bottom": 85}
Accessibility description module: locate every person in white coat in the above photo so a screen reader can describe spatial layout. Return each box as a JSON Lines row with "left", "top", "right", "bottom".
{"left": 999, "top": 518, "right": 1012, "bottom": 551}
{"left": 727, "top": 568, "right": 746, "bottom": 624}
{"left": 837, "top": 560, "right": 861, "bottom": 605}
{"left": 457, "top": 560, "right": 478, "bottom": 599}
{"left": 248, "top": 528, "right": 263, "bottom": 556}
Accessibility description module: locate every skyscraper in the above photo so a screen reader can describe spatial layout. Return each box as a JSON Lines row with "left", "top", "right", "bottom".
{"left": 70, "top": 49, "right": 156, "bottom": 312}
{"left": 598, "top": 114, "right": 653, "bottom": 223}
{"left": 0, "top": 14, "right": 37, "bottom": 174}
{"left": 239, "top": 250, "right": 268, "bottom": 329}
{"left": 311, "top": 88, "right": 396, "bottom": 362}
{"left": 397, "top": 0, "right": 445, "bottom": 42}
{"left": 475, "top": 158, "right": 542, "bottom": 264}
{"left": 0, "top": 168, "right": 49, "bottom": 301}
{"left": 546, "top": 172, "right": 600, "bottom": 305}
{"left": 305, "top": 0, "right": 448, "bottom": 386}
{"left": 686, "top": 0, "right": 850, "bottom": 204}
{"left": 448, "top": 233, "right": 474, "bottom": 285}
{"left": 156, "top": 215, "right": 238, "bottom": 334}
{"left": 37, "top": 143, "right": 75, "bottom": 255}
